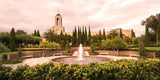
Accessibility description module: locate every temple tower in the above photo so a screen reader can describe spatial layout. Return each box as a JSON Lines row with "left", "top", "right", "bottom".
{"left": 52, "top": 12, "right": 65, "bottom": 34}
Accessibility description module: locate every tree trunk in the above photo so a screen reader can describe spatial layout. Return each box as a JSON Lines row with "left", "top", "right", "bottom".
{"left": 156, "top": 32, "right": 158, "bottom": 44}
{"left": 117, "top": 49, "right": 119, "bottom": 55}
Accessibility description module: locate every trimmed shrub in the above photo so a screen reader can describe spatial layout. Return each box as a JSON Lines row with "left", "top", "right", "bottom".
{"left": 1, "top": 59, "right": 160, "bottom": 80}
{"left": 18, "top": 46, "right": 22, "bottom": 57}
{"left": 0, "top": 43, "right": 9, "bottom": 53}
{"left": 2, "top": 54, "right": 7, "bottom": 60}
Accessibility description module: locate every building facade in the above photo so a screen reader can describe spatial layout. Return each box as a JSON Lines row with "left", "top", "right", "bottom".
{"left": 52, "top": 13, "right": 65, "bottom": 34}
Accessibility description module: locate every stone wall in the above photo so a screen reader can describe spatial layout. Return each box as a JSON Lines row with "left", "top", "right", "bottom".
{"left": 71, "top": 47, "right": 91, "bottom": 51}
{"left": 95, "top": 50, "right": 156, "bottom": 58}
{"left": 7, "top": 51, "right": 67, "bottom": 60}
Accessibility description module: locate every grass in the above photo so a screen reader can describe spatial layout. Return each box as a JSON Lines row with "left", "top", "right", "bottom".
{"left": 128, "top": 47, "right": 160, "bottom": 51}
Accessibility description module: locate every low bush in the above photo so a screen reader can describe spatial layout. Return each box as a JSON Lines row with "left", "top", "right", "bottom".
{"left": 2, "top": 54, "right": 7, "bottom": 60}
{"left": 1, "top": 59, "right": 160, "bottom": 80}
{"left": 0, "top": 43, "right": 9, "bottom": 53}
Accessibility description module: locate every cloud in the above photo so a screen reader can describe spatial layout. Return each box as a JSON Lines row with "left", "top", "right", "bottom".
{"left": 0, "top": 0, "right": 160, "bottom": 36}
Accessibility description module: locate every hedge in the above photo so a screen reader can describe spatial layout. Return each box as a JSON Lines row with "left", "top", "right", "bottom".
{"left": 0, "top": 59, "right": 160, "bottom": 80}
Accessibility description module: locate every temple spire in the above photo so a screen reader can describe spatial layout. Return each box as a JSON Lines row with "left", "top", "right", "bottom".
{"left": 57, "top": 10, "right": 59, "bottom": 14}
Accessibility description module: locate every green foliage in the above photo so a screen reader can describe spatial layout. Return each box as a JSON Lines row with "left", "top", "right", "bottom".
{"left": 103, "top": 29, "right": 106, "bottom": 39}
{"left": 16, "top": 34, "right": 41, "bottom": 46}
{"left": 33, "top": 30, "right": 37, "bottom": 36}
{"left": 37, "top": 30, "right": 40, "bottom": 37}
{"left": 145, "top": 26, "right": 150, "bottom": 45}
{"left": 72, "top": 25, "right": 90, "bottom": 46}
{"left": 16, "top": 30, "right": 26, "bottom": 35}
{"left": 0, "top": 43, "right": 9, "bottom": 53}
{"left": 142, "top": 13, "right": 160, "bottom": 44}
{"left": 91, "top": 45, "right": 98, "bottom": 55}
{"left": 0, "top": 32, "right": 10, "bottom": 46}
{"left": 2, "top": 57, "right": 23, "bottom": 64}
{"left": 2, "top": 54, "right": 7, "bottom": 60}
{"left": 9, "top": 28, "right": 16, "bottom": 51}
{"left": 102, "top": 36, "right": 127, "bottom": 55}
{"left": 107, "top": 30, "right": 118, "bottom": 39}
{"left": 123, "top": 36, "right": 132, "bottom": 44}
{"left": 39, "top": 41, "right": 60, "bottom": 49}
{"left": 1, "top": 59, "right": 160, "bottom": 80}
{"left": 60, "top": 40, "right": 65, "bottom": 49}
{"left": 120, "top": 28, "right": 123, "bottom": 39}
{"left": 131, "top": 29, "right": 135, "bottom": 37}
{"left": 17, "top": 46, "right": 22, "bottom": 57}
{"left": 139, "top": 38, "right": 146, "bottom": 56}
{"left": 44, "top": 29, "right": 72, "bottom": 46}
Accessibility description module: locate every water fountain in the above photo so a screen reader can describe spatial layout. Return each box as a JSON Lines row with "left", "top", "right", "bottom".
{"left": 52, "top": 44, "right": 111, "bottom": 64}
{"left": 77, "top": 44, "right": 83, "bottom": 60}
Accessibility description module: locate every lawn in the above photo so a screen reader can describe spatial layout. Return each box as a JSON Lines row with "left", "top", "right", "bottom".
{"left": 129, "top": 47, "right": 160, "bottom": 51}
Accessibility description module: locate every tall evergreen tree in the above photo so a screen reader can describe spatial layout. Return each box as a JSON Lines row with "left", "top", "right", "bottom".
{"left": 85, "top": 26, "right": 87, "bottom": 44}
{"left": 158, "top": 23, "right": 160, "bottom": 42}
{"left": 37, "top": 30, "right": 40, "bottom": 37}
{"left": 78, "top": 26, "right": 81, "bottom": 45}
{"left": 145, "top": 26, "right": 150, "bottom": 45}
{"left": 120, "top": 29, "right": 123, "bottom": 39}
{"left": 82, "top": 26, "right": 85, "bottom": 44}
{"left": 99, "top": 30, "right": 101, "bottom": 36}
{"left": 72, "top": 30, "right": 75, "bottom": 46}
{"left": 79, "top": 27, "right": 81, "bottom": 44}
{"left": 33, "top": 30, "right": 37, "bottom": 36}
{"left": 139, "top": 38, "right": 145, "bottom": 56}
{"left": 103, "top": 29, "right": 106, "bottom": 40}
{"left": 88, "top": 25, "right": 91, "bottom": 46}
{"left": 75, "top": 26, "right": 77, "bottom": 45}
{"left": 10, "top": 28, "right": 16, "bottom": 51}
{"left": 88, "top": 25, "right": 91, "bottom": 38}
{"left": 99, "top": 30, "right": 102, "bottom": 42}
{"left": 131, "top": 29, "right": 135, "bottom": 37}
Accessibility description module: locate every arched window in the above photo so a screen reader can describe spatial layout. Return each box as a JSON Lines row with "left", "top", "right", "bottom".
{"left": 57, "top": 18, "right": 59, "bottom": 25}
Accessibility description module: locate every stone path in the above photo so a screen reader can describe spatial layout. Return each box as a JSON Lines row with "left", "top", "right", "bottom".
{"left": 3, "top": 56, "right": 65, "bottom": 69}
{"left": 3, "top": 55, "right": 137, "bottom": 69}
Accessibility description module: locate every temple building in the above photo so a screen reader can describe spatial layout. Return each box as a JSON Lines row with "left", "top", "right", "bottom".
{"left": 41, "top": 12, "right": 132, "bottom": 42}
{"left": 52, "top": 13, "right": 132, "bottom": 37}
{"left": 52, "top": 12, "right": 65, "bottom": 34}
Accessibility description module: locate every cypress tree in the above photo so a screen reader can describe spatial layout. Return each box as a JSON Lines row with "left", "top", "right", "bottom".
{"left": 75, "top": 26, "right": 77, "bottom": 45}
{"left": 72, "top": 30, "right": 75, "bottom": 46}
{"left": 139, "top": 38, "right": 145, "bottom": 56}
{"left": 88, "top": 25, "right": 91, "bottom": 46}
{"left": 82, "top": 26, "right": 85, "bottom": 44}
{"left": 79, "top": 27, "right": 81, "bottom": 44}
{"left": 99, "top": 30, "right": 102, "bottom": 41}
{"left": 10, "top": 28, "right": 16, "bottom": 51}
{"left": 145, "top": 26, "right": 150, "bottom": 45}
{"left": 33, "top": 30, "right": 37, "bottom": 36}
{"left": 131, "top": 29, "right": 135, "bottom": 37}
{"left": 158, "top": 23, "right": 160, "bottom": 42}
{"left": 88, "top": 25, "right": 91, "bottom": 38}
{"left": 37, "top": 30, "right": 40, "bottom": 37}
{"left": 120, "top": 29, "right": 123, "bottom": 39}
{"left": 103, "top": 29, "right": 106, "bottom": 39}
{"left": 85, "top": 26, "right": 87, "bottom": 44}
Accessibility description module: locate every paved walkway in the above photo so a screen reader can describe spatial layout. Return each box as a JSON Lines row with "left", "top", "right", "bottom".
{"left": 3, "top": 55, "right": 137, "bottom": 69}
{"left": 3, "top": 56, "right": 65, "bottom": 69}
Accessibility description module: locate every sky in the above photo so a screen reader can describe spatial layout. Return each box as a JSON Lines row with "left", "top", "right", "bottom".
{"left": 0, "top": 0, "right": 160, "bottom": 36}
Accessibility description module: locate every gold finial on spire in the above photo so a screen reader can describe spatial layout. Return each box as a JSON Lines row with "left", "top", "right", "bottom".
{"left": 57, "top": 10, "right": 59, "bottom": 14}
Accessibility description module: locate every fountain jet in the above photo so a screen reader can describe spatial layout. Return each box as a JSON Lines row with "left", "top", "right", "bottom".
{"left": 77, "top": 44, "right": 83, "bottom": 60}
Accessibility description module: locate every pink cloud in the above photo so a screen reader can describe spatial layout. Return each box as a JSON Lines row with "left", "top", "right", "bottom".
{"left": 0, "top": 0, "right": 159, "bottom": 36}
